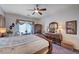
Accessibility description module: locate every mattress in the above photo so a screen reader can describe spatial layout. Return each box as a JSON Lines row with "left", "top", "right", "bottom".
{"left": 0, "top": 35, "right": 49, "bottom": 54}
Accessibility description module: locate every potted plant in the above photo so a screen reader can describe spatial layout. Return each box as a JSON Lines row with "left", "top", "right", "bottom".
{"left": 6, "top": 29, "right": 13, "bottom": 36}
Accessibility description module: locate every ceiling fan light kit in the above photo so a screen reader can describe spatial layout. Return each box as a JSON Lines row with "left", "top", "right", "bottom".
{"left": 35, "top": 10, "right": 38, "bottom": 13}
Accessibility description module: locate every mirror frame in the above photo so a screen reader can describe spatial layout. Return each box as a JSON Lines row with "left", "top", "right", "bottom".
{"left": 49, "top": 22, "right": 58, "bottom": 33}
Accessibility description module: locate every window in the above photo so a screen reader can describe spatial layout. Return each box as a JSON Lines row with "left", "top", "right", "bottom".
{"left": 16, "top": 20, "right": 33, "bottom": 35}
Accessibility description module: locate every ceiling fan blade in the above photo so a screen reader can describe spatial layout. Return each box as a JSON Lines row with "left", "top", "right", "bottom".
{"left": 38, "top": 12, "right": 42, "bottom": 15}
{"left": 39, "top": 8, "right": 46, "bottom": 11}
{"left": 37, "top": 7, "right": 39, "bottom": 10}
{"left": 32, "top": 12, "right": 35, "bottom": 15}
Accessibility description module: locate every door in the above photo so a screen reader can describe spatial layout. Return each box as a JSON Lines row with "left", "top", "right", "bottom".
{"left": 34, "top": 24, "right": 42, "bottom": 34}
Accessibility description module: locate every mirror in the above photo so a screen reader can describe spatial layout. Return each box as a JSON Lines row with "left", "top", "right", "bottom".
{"left": 49, "top": 22, "right": 58, "bottom": 33}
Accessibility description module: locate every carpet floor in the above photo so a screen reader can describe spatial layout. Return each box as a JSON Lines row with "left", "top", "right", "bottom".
{"left": 52, "top": 44, "right": 79, "bottom": 54}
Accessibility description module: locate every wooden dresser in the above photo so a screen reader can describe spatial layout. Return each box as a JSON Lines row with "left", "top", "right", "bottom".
{"left": 43, "top": 33, "right": 63, "bottom": 45}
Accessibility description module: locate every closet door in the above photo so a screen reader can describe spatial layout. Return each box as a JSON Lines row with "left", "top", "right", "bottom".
{"left": 34, "top": 24, "right": 42, "bottom": 34}
{"left": 0, "top": 15, "right": 5, "bottom": 27}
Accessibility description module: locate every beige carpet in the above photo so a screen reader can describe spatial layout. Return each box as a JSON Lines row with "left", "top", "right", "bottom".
{"left": 52, "top": 44, "right": 79, "bottom": 54}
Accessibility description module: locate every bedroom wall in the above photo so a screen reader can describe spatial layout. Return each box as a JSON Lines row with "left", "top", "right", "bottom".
{"left": 5, "top": 13, "right": 40, "bottom": 35}
{"left": 40, "top": 5, "right": 79, "bottom": 50}
{"left": 0, "top": 7, "right": 4, "bottom": 16}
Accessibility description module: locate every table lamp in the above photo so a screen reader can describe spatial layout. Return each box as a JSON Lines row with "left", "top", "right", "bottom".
{"left": 58, "top": 26, "right": 63, "bottom": 33}
{"left": 0, "top": 28, "right": 6, "bottom": 37}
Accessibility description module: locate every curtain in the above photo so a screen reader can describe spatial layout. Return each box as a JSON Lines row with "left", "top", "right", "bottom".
{"left": 0, "top": 15, "right": 5, "bottom": 27}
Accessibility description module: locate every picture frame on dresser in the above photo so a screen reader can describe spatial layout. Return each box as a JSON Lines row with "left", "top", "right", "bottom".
{"left": 66, "top": 20, "right": 77, "bottom": 34}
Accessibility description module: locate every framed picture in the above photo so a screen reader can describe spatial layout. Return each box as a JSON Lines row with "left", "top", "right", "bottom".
{"left": 66, "top": 20, "right": 77, "bottom": 34}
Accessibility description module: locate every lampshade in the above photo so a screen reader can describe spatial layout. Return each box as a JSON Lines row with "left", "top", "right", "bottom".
{"left": 0, "top": 28, "right": 6, "bottom": 33}
{"left": 57, "top": 26, "right": 63, "bottom": 33}
{"left": 59, "top": 26, "right": 63, "bottom": 30}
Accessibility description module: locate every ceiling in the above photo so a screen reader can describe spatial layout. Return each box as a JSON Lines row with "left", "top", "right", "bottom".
{"left": 0, "top": 4, "right": 79, "bottom": 18}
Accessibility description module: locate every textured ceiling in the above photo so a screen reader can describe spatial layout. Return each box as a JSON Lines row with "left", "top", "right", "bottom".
{"left": 0, "top": 4, "right": 79, "bottom": 18}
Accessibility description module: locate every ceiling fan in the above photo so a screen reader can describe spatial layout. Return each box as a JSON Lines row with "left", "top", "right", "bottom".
{"left": 28, "top": 4, "right": 46, "bottom": 15}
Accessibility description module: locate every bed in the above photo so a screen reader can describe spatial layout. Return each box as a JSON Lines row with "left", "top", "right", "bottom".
{"left": 0, "top": 35, "right": 51, "bottom": 54}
